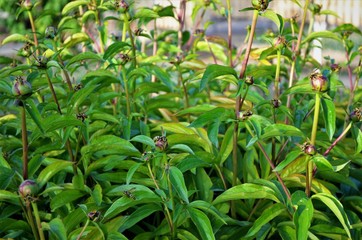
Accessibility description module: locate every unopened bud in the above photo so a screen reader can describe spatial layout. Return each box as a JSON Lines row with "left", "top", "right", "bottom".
{"left": 302, "top": 142, "right": 316, "bottom": 156}
{"left": 19, "top": 180, "right": 39, "bottom": 198}
{"left": 45, "top": 26, "right": 57, "bottom": 39}
{"left": 245, "top": 76, "right": 254, "bottom": 85}
{"left": 310, "top": 69, "right": 329, "bottom": 92}
{"left": 153, "top": 136, "right": 168, "bottom": 151}
{"left": 12, "top": 77, "right": 32, "bottom": 99}
{"left": 271, "top": 99, "right": 281, "bottom": 108}
{"left": 274, "top": 36, "right": 287, "bottom": 50}
{"left": 252, "top": 0, "right": 269, "bottom": 11}
{"left": 349, "top": 108, "right": 362, "bottom": 123}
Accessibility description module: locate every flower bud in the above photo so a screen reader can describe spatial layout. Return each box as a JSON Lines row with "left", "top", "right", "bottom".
{"left": 45, "top": 26, "right": 57, "bottom": 39}
{"left": 349, "top": 108, "right": 362, "bottom": 123}
{"left": 310, "top": 3, "right": 322, "bottom": 15}
{"left": 21, "top": 0, "right": 33, "bottom": 10}
{"left": 271, "top": 99, "right": 281, "bottom": 108}
{"left": 153, "top": 136, "right": 168, "bottom": 151}
{"left": 239, "top": 110, "right": 253, "bottom": 120}
{"left": 19, "top": 180, "right": 39, "bottom": 198}
{"left": 302, "top": 142, "right": 316, "bottom": 156}
{"left": 274, "top": 36, "right": 287, "bottom": 50}
{"left": 34, "top": 56, "right": 48, "bottom": 69}
{"left": 252, "top": 0, "right": 269, "bottom": 11}
{"left": 88, "top": 210, "right": 101, "bottom": 221}
{"left": 330, "top": 63, "right": 341, "bottom": 73}
{"left": 134, "top": 28, "right": 143, "bottom": 36}
{"left": 245, "top": 76, "right": 254, "bottom": 85}
{"left": 310, "top": 69, "right": 329, "bottom": 92}
{"left": 12, "top": 77, "right": 32, "bottom": 99}
{"left": 119, "top": 0, "right": 129, "bottom": 11}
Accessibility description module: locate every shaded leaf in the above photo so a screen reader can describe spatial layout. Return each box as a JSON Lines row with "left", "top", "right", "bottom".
{"left": 321, "top": 98, "right": 336, "bottom": 141}
{"left": 261, "top": 124, "right": 305, "bottom": 139}
{"left": 187, "top": 207, "right": 215, "bottom": 240}
{"left": 200, "top": 64, "right": 238, "bottom": 91}
{"left": 169, "top": 166, "right": 189, "bottom": 204}
{"left": 49, "top": 218, "right": 67, "bottom": 240}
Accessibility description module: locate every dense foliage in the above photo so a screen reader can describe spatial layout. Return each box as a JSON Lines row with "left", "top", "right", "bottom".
{"left": 0, "top": 0, "right": 362, "bottom": 239}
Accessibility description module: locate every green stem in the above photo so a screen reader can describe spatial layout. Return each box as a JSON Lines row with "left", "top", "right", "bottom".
{"left": 51, "top": 40, "right": 73, "bottom": 91}
{"left": 231, "top": 10, "right": 258, "bottom": 218}
{"left": 26, "top": 202, "right": 40, "bottom": 240}
{"left": 27, "top": 10, "right": 39, "bottom": 55}
{"left": 215, "top": 164, "right": 227, "bottom": 190}
{"left": 31, "top": 201, "right": 45, "bottom": 240}
{"left": 178, "top": 65, "right": 190, "bottom": 122}
{"left": 306, "top": 93, "right": 321, "bottom": 197}
{"left": 44, "top": 70, "right": 62, "bottom": 114}
{"left": 121, "top": 68, "right": 131, "bottom": 117}
{"left": 21, "top": 105, "right": 29, "bottom": 180}
{"left": 123, "top": 13, "right": 137, "bottom": 67}
{"left": 227, "top": 0, "right": 233, "bottom": 67}
{"left": 167, "top": 171, "right": 176, "bottom": 239}
{"left": 274, "top": 49, "right": 281, "bottom": 99}
{"left": 286, "top": 0, "right": 310, "bottom": 112}
{"left": 77, "top": 218, "right": 90, "bottom": 240}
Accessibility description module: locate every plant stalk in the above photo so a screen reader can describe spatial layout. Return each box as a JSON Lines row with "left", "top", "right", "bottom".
{"left": 21, "top": 104, "right": 29, "bottom": 180}
{"left": 121, "top": 68, "right": 131, "bottom": 117}
{"left": 77, "top": 218, "right": 90, "bottom": 240}
{"left": 231, "top": 10, "right": 258, "bottom": 218}
{"left": 31, "top": 201, "right": 45, "bottom": 240}
{"left": 226, "top": 0, "right": 233, "bottom": 67}
{"left": 27, "top": 10, "right": 39, "bottom": 55}
{"left": 306, "top": 93, "right": 321, "bottom": 197}
{"left": 286, "top": 0, "right": 310, "bottom": 112}
{"left": 26, "top": 202, "right": 40, "bottom": 240}
{"left": 323, "top": 122, "right": 352, "bottom": 156}
{"left": 44, "top": 71, "right": 62, "bottom": 114}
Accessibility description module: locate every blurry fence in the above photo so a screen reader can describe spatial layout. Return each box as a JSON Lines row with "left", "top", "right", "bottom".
{"left": 136, "top": 0, "right": 362, "bottom": 29}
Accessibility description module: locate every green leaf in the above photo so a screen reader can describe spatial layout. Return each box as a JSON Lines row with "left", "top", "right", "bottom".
{"left": 68, "top": 85, "right": 98, "bottom": 113}
{"left": 321, "top": 98, "right": 336, "bottom": 141}
{"left": 66, "top": 52, "right": 102, "bottom": 67}
{"left": 176, "top": 105, "right": 216, "bottom": 116}
{"left": 292, "top": 191, "right": 314, "bottom": 240}
{"left": 0, "top": 190, "right": 19, "bottom": 203}
{"left": 352, "top": 125, "right": 362, "bottom": 154}
{"left": 134, "top": 8, "right": 159, "bottom": 19}
{"left": 245, "top": 203, "right": 287, "bottom": 237}
{"left": 189, "top": 107, "right": 225, "bottom": 128}
{"left": 103, "top": 42, "right": 131, "bottom": 60}
{"left": 216, "top": 123, "right": 234, "bottom": 165}
{"left": 169, "top": 166, "right": 189, "bottom": 204}
{"left": 24, "top": 100, "right": 44, "bottom": 133}
{"left": 37, "top": 160, "right": 74, "bottom": 188}
{"left": 49, "top": 218, "right": 67, "bottom": 240}
{"left": 200, "top": 64, "right": 238, "bottom": 91}
{"left": 261, "top": 124, "right": 305, "bottom": 140}
{"left": 333, "top": 23, "right": 362, "bottom": 35}
{"left": 1, "top": 33, "right": 29, "bottom": 45}
{"left": 283, "top": 83, "right": 314, "bottom": 95}
{"left": 92, "top": 184, "right": 103, "bottom": 206}
{"left": 311, "top": 193, "right": 351, "bottom": 239}
{"left": 81, "top": 135, "right": 141, "bottom": 158}
{"left": 189, "top": 200, "right": 227, "bottom": 225}
{"left": 312, "top": 154, "right": 334, "bottom": 172}
{"left": 167, "top": 134, "right": 212, "bottom": 153}
{"left": 62, "top": 0, "right": 89, "bottom": 15}
{"left": 261, "top": 10, "right": 284, "bottom": 33}
{"left": 187, "top": 207, "right": 215, "bottom": 240}
{"left": 274, "top": 150, "right": 302, "bottom": 172}
{"left": 126, "top": 163, "right": 142, "bottom": 185}
{"left": 213, "top": 183, "right": 279, "bottom": 205}
{"left": 43, "top": 115, "right": 83, "bottom": 132}
{"left": 130, "top": 135, "right": 155, "bottom": 148}
{"left": 157, "top": 123, "right": 196, "bottom": 135}
{"left": 302, "top": 31, "right": 341, "bottom": 44}
{"left": 118, "top": 204, "right": 161, "bottom": 232}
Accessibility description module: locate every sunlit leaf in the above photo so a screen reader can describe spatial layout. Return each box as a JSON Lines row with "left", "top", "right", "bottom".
{"left": 200, "top": 64, "right": 238, "bottom": 91}
{"left": 169, "top": 166, "right": 189, "bottom": 204}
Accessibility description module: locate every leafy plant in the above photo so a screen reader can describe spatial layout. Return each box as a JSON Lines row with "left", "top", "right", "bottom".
{"left": 0, "top": 0, "right": 362, "bottom": 239}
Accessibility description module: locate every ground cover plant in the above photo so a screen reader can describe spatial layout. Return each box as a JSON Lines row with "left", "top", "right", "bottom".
{"left": 0, "top": 0, "right": 362, "bottom": 239}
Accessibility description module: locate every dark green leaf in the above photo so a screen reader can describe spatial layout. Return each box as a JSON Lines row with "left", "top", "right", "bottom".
{"left": 49, "top": 218, "right": 67, "bottom": 240}
{"left": 169, "top": 166, "right": 189, "bottom": 204}
{"left": 261, "top": 124, "right": 305, "bottom": 139}
{"left": 187, "top": 207, "right": 215, "bottom": 240}
{"left": 321, "top": 98, "right": 336, "bottom": 141}
{"left": 103, "top": 42, "right": 131, "bottom": 60}
{"left": 245, "top": 203, "right": 287, "bottom": 237}
{"left": 200, "top": 64, "right": 238, "bottom": 91}
{"left": 213, "top": 183, "right": 279, "bottom": 205}
{"left": 38, "top": 160, "right": 74, "bottom": 188}
{"left": 66, "top": 52, "right": 102, "bottom": 67}
{"left": 118, "top": 204, "right": 161, "bottom": 232}
{"left": 292, "top": 191, "right": 314, "bottom": 240}
{"left": 189, "top": 107, "right": 225, "bottom": 128}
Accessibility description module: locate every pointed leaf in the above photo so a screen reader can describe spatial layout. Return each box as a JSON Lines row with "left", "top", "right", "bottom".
{"left": 261, "top": 10, "right": 284, "bottom": 33}
{"left": 38, "top": 160, "right": 74, "bottom": 188}
{"left": 302, "top": 31, "right": 341, "bottom": 44}
{"left": 213, "top": 183, "right": 279, "bottom": 205}
{"left": 321, "top": 98, "right": 336, "bottom": 141}
{"left": 49, "top": 218, "right": 67, "bottom": 240}
{"left": 261, "top": 124, "right": 305, "bottom": 139}
{"left": 169, "top": 166, "right": 189, "bottom": 204}
{"left": 189, "top": 107, "right": 225, "bottom": 128}
{"left": 66, "top": 52, "right": 102, "bottom": 67}
{"left": 245, "top": 203, "right": 287, "bottom": 237}
{"left": 200, "top": 64, "right": 238, "bottom": 91}
{"left": 187, "top": 207, "right": 215, "bottom": 240}
{"left": 311, "top": 193, "right": 351, "bottom": 239}
{"left": 103, "top": 42, "right": 131, "bottom": 60}
{"left": 62, "top": 0, "right": 89, "bottom": 15}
